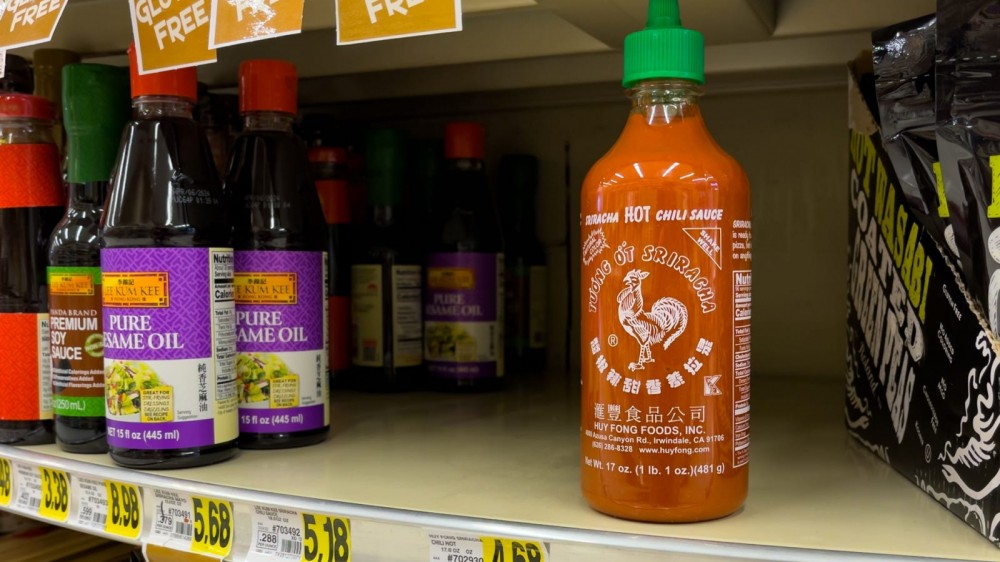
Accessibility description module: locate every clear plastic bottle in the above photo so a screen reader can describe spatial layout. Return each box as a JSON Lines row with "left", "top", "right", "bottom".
{"left": 227, "top": 60, "right": 330, "bottom": 449}
{"left": 48, "top": 63, "right": 130, "bottom": 453}
{"left": 101, "top": 46, "right": 238, "bottom": 469}
{"left": 580, "top": 0, "right": 751, "bottom": 522}
{"left": 0, "top": 94, "right": 64, "bottom": 445}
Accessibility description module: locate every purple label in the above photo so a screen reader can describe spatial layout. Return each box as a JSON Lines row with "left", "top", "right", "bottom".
{"left": 102, "top": 247, "right": 237, "bottom": 450}
{"left": 107, "top": 419, "right": 214, "bottom": 449}
{"left": 102, "top": 248, "right": 218, "bottom": 361}
{"left": 239, "top": 404, "right": 326, "bottom": 433}
{"left": 234, "top": 251, "right": 324, "bottom": 353}
{"left": 424, "top": 252, "right": 503, "bottom": 379}
{"left": 235, "top": 250, "right": 328, "bottom": 434}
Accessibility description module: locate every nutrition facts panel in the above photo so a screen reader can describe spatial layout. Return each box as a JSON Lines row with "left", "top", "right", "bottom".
{"left": 733, "top": 270, "right": 751, "bottom": 468}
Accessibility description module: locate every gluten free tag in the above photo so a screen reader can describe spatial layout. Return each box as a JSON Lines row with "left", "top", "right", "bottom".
{"left": 209, "top": 0, "right": 304, "bottom": 48}
{"left": 129, "top": 0, "right": 217, "bottom": 73}
{"left": 0, "top": 0, "right": 68, "bottom": 50}
{"left": 335, "top": 0, "right": 461, "bottom": 45}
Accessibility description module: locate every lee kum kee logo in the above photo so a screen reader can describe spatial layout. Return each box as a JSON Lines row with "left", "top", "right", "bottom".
{"left": 102, "top": 273, "right": 170, "bottom": 308}
{"left": 234, "top": 272, "right": 298, "bottom": 305}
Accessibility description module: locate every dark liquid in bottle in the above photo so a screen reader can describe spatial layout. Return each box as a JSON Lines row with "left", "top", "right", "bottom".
{"left": 49, "top": 181, "right": 108, "bottom": 452}
{"left": 102, "top": 115, "right": 237, "bottom": 468}
{"left": 229, "top": 131, "right": 330, "bottom": 448}
{"left": 352, "top": 207, "right": 424, "bottom": 392}
{"left": 0, "top": 206, "right": 62, "bottom": 444}
{"left": 426, "top": 157, "right": 505, "bottom": 392}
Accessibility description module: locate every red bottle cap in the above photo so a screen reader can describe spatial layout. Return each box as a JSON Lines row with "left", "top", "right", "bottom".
{"left": 128, "top": 43, "right": 197, "bottom": 101}
{"left": 308, "top": 146, "right": 349, "bottom": 164}
{"left": 0, "top": 93, "right": 54, "bottom": 120}
{"left": 444, "top": 122, "right": 485, "bottom": 160}
{"left": 240, "top": 59, "right": 297, "bottom": 115}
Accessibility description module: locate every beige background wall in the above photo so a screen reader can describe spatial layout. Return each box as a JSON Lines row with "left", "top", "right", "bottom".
{"left": 317, "top": 81, "right": 848, "bottom": 378}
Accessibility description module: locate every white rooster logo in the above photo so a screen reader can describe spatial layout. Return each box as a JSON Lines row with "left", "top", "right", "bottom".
{"left": 617, "top": 269, "right": 688, "bottom": 371}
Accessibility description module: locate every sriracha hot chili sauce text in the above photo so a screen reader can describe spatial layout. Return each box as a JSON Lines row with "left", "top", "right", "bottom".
{"left": 580, "top": 0, "right": 751, "bottom": 522}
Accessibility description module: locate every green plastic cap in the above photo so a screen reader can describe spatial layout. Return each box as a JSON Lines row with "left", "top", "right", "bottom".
{"left": 63, "top": 64, "right": 131, "bottom": 184}
{"left": 622, "top": 0, "right": 704, "bottom": 87}
{"left": 366, "top": 128, "right": 406, "bottom": 206}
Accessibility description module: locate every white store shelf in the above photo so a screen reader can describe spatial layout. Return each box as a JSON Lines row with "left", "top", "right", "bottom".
{"left": 0, "top": 375, "right": 994, "bottom": 561}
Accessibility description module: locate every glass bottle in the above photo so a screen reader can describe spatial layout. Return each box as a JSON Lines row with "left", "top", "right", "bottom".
{"left": 309, "top": 146, "right": 353, "bottom": 389}
{"left": 228, "top": 60, "right": 330, "bottom": 449}
{"left": 580, "top": 0, "right": 751, "bottom": 522}
{"left": 48, "top": 63, "right": 130, "bottom": 453}
{"left": 500, "top": 154, "right": 547, "bottom": 373}
{"left": 351, "top": 128, "right": 423, "bottom": 392}
{"left": 424, "top": 122, "right": 505, "bottom": 392}
{"left": 0, "top": 94, "right": 64, "bottom": 445}
{"left": 101, "top": 45, "right": 238, "bottom": 469}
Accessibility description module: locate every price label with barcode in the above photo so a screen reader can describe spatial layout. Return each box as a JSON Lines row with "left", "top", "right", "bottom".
{"left": 149, "top": 489, "right": 196, "bottom": 550}
{"left": 12, "top": 463, "right": 41, "bottom": 514}
{"left": 74, "top": 477, "right": 109, "bottom": 532}
{"left": 247, "top": 505, "right": 304, "bottom": 561}
{"left": 428, "top": 532, "right": 549, "bottom": 562}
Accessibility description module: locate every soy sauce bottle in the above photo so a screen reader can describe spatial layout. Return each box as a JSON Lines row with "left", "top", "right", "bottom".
{"left": 309, "top": 146, "right": 353, "bottom": 388}
{"left": 0, "top": 94, "right": 64, "bottom": 445}
{"left": 424, "top": 123, "right": 505, "bottom": 391}
{"left": 227, "top": 60, "right": 330, "bottom": 449}
{"left": 48, "top": 64, "right": 130, "bottom": 453}
{"left": 101, "top": 46, "right": 238, "bottom": 469}
{"left": 500, "top": 155, "right": 547, "bottom": 373}
{"left": 351, "top": 129, "right": 423, "bottom": 392}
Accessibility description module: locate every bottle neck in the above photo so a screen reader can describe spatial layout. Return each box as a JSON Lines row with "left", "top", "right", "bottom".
{"left": 628, "top": 79, "right": 704, "bottom": 125}
{"left": 66, "top": 181, "right": 108, "bottom": 208}
{"left": 133, "top": 96, "right": 194, "bottom": 120}
{"left": 243, "top": 111, "right": 295, "bottom": 133}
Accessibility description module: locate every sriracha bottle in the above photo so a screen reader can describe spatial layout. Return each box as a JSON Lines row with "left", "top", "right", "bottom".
{"left": 580, "top": 0, "right": 752, "bottom": 522}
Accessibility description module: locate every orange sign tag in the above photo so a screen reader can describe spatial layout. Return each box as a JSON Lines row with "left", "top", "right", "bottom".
{"left": 0, "top": 0, "right": 68, "bottom": 50}
{"left": 336, "top": 0, "right": 461, "bottom": 45}
{"left": 209, "top": 0, "right": 304, "bottom": 49}
{"left": 129, "top": 0, "right": 217, "bottom": 74}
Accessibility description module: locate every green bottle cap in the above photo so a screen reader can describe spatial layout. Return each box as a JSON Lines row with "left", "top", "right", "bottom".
{"left": 365, "top": 128, "right": 405, "bottom": 206}
{"left": 622, "top": 0, "right": 704, "bottom": 87}
{"left": 63, "top": 64, "right": 131, "bottom": 184}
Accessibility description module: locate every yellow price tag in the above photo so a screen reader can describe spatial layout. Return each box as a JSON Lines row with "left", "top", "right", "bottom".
{"left": 0, "top": 458, "right": 11, "bottom": 507}
{"left": 191, "top": 495, "right": 233, "bottom": 557}
{"left": 301, "top": 513, "right": 351, "bottom": 562}
{"left": 38, "top": 467, "right": 69, "bottom": 522}
{"left": 105, "top": 481, "right": 142, "bottom": 539}
{"left": 481, "top": 537, "right": 546, "bottom": 562}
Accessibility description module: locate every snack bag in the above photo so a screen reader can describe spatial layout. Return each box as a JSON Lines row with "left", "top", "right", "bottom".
{"left": 935, "top": 0, "right": 1000, "bottom": 330}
